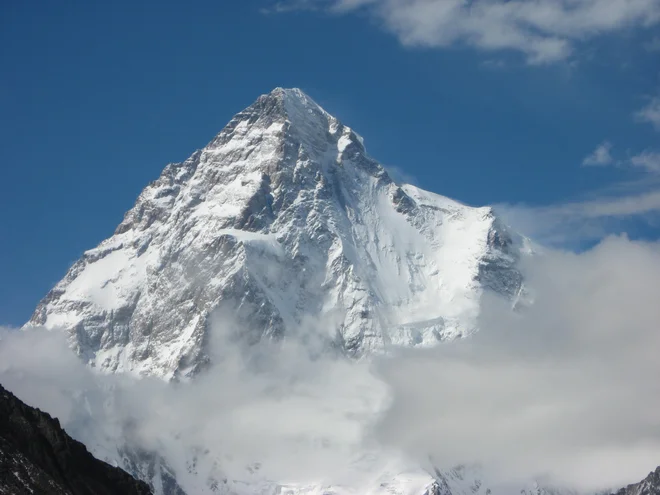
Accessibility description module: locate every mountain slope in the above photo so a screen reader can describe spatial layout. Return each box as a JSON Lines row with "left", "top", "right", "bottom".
{"left": 613, "top": 467, "right": 660, "bottom": 495}
{"left": 26, "top": 88, "right": 526, "bottom": 380}
{"left": 0, "top": 383, "right": 152, "bottom": 495}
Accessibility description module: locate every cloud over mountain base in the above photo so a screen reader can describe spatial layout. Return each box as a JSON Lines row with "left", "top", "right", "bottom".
{"left": 2, "top": 235, "right": 660, "bottom": 493}
{"left": 374, "top": 235, "right": 660, "bottom": 492}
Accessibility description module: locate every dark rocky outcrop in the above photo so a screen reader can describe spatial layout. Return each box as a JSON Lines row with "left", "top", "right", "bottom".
{"left": 613, "top": 466, "right": 660, "bottom": 495}
{"left": 0, "top": 383, "right": 152, "bottom": 495}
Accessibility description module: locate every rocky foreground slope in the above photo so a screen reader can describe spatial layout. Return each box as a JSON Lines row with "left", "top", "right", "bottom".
{"left": 0, "top": 383, "right": 151, "bottom": 495}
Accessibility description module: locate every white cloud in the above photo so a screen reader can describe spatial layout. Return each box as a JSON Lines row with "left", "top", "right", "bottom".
{"left": 631, "top": 150, "right": 660, "bottom": 173}
{"left": 3, "top": 187, "right": 660, "bottom": 493}
{"left": 635, "top": 96, "right": 660, "bottom": 131}
{"left": 580, "top": 141, "right": 660, "bottom": 175}
{"left": 582, "top": 141, "right": 614, "bottom": 166}
{"left": 272, "top": 0, "right": 660, "bottom": 63}
{"left": 3, "top": 234, "right": 660, "bottom": 494}
{"left": 7, "top": 239, "right": 660, "bottom": 493}
{"left": 498, "top": 187, "right": 660, "bottom": 245}
{"left": 0, "top": 319, "right": 389, "bottom": 492}
{"left": 372, "top": 235, "right": 660, "bottom": 491}
{"left": 548, "top": 189, "right": 660, "bottom": 218}
{"left": 500, "top": 135, "right": 660, "bottom": 244}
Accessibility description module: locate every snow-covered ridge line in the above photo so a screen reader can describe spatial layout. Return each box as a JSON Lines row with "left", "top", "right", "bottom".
{"left": 27, "top": 87, "right": 525, "bottom": 380}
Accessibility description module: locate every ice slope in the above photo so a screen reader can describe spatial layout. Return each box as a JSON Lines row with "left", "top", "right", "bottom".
{"left": 27, "top": 88, "right": 526, "bottom": 380}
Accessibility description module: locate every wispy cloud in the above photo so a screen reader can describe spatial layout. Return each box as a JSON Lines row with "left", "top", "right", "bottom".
{"left": 383, "top": 164, "right": 418, "bottom": 185}
{"left": 582, "top": 143, "right": 660, "bottom": 174}
{"left": 631, "top": 150, "right": 660, "bottom": 173}
{"left": 635, "top": 96, "right": 660, "bottom": 131}
{"left": 261, "top": 0, "right": 320, "bottom": 13}
{"left": 582, "top": 141, "right": 614, "bottom": 166}
{"left": 502, "top": 128, "right": 660, "bottom": 245}
{"left": 499, "top": 146, "right": 660, "bottom": 245}
{"left": 498, "top": 188, "right": 660, "bottom": 246}
{"left": 268, "top": 0, "right": 660, "bottom": 64}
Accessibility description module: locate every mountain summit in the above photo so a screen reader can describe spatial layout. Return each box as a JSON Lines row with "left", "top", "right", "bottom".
{"left": 27, "top": 88, "right": 526, "bottom": 379}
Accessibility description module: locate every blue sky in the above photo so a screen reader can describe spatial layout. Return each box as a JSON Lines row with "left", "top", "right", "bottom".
{"left": 1, "top": 0, "right": 659, "bottom": 326}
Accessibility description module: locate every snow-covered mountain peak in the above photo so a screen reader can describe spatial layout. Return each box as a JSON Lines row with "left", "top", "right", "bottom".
{"left": 264, "top": 87, "right": 332, "bottom": 125}
{"left": 270, "top": 86, "right": 325, "bottom": 114}
{"left": 204, "top": 86, "right": 372, "bottom": 181}
{"left": 27, "top": 88, "right": 526, "bottom": 379}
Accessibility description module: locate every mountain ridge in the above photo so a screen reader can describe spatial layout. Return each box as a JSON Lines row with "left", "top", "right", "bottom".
{"left": 27, "top": 87, "right": 527, "bottom": 380}
{"left": 613, "top": 467, "right": 660, "bottom": 495}
{"left": 0, "top": 382, "right": 152, "bottom": 495}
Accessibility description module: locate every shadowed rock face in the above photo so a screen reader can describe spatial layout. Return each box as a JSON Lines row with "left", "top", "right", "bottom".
{"left": 0, "top": 383, "right": 152, "bottom": 495}
{"left": 613, "top": 467, "right": 660, "bottom": 495}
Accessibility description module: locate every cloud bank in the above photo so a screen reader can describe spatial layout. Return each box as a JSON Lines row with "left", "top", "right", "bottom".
{"left": 268, "top": 0, "right": 660, "bottom": 63}
{"left": 373, "top": 235, "right": 660, "bottom": 492}
{"left": 0, "top": 320, "right": 388, "bottom": 492}
{"left": 3, "top": 237, "right": 660, "bottom": 492}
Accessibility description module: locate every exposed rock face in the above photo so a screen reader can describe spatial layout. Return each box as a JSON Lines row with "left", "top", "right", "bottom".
{"left": 0, "top": 383, "right": 152, "bottom": 495}
{"left": 613, "top": 467, "right": 660, "bottom": 495}
{"left": 27, "top": 88, "right": 528, "bottom": 380}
